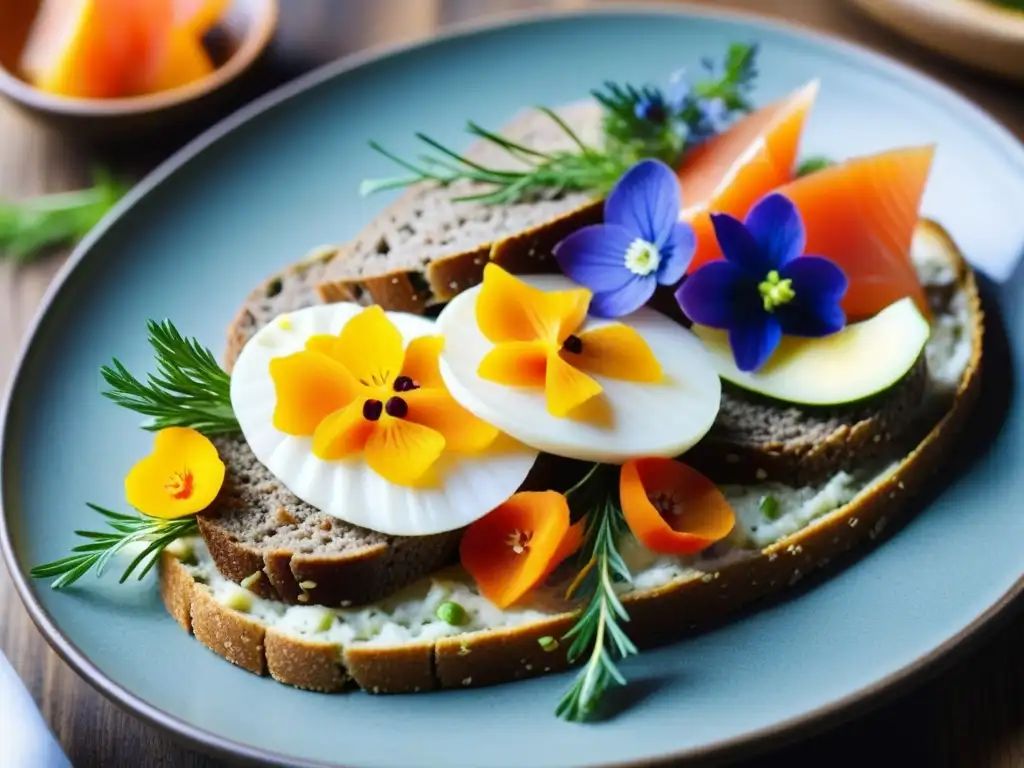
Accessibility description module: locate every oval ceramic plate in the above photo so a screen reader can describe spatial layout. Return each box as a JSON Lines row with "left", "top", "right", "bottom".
{"left": 2, "top": 6, "right": 1024, "bottom": 768}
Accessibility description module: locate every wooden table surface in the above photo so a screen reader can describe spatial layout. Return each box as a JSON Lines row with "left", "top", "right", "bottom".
{"left": 1, "top": 1, "right": 1022, "bottom": 766}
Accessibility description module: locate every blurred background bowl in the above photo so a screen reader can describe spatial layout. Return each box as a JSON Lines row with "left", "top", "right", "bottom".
{"left": 0, "top": 0, "right": 279, "bottom": 156}
{"left": 850, "top": 0, "right": 1024, "bottom": 82}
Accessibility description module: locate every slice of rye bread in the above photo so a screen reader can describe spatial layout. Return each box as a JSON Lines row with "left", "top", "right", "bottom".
{"left": 196, "top": 437, "right": 574, "bottom": 608}
{"left": 313, "top": 102, "right": 605, "bottom": 312}
{"left": 161, "top": 222, "right": 984, "bottom": 694}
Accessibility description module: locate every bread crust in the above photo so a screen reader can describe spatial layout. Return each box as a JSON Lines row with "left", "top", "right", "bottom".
{"left": 158, "top": 222, "right": 983, "bottom": 694}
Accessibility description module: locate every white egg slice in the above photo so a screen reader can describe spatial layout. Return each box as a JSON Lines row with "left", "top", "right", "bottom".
{"left": 229, "top": 303, "right": 539, "bottom": 537}
{"left": 435, "top": 274, "right": 723, "bottom": 463}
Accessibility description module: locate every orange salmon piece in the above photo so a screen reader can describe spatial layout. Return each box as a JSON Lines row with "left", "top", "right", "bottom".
{"left": 680, "top": 80, "right": 820, "bottom": 272}
{"left": 774, "top": 145, "right": 935, "bottom": 321}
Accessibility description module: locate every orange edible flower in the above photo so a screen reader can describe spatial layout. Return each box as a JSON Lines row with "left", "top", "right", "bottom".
{"left": 475, "top": 264, "right": 663, "bottom": 418}
{"left": 460, "top": 492, "right": 584, "bottom": 609}
{"left": 269, "top": 306, "right": 498, "bottom": 487}
{"left": 124, "top": 427, "right": 225, "bottom": 519}
{"left": 620, "top": 458, "right": 735, "bottom": 555}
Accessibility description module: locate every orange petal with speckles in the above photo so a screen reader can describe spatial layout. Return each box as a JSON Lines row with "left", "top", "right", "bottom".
{"left": 620, "top": 458, "right": 735, "bottom": 555}
{"left": 460, "top": 491, "right": 571, "bottom": 608}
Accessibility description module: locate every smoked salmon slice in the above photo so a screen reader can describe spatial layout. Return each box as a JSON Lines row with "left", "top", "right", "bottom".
{"left": 768, "top": 146, "right": 935, "bottom": 322}
{"left": 680, "top": 80, "right": 820, "bottom": 272}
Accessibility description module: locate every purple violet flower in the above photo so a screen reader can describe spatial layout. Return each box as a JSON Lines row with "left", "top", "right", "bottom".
{"left": 553, "top": 159, "right": 696, "bottom": 317}
{"left": 675, "top": 193, "right": 848, "bottom": 373}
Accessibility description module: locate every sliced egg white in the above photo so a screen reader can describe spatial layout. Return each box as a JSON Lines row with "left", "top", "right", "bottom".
{"left": 435, "top": 274, "right": 723, "bottom": 463}
{"left": 691, "top": 297, "right": 931, "bottom": 406}
{"left": 229, "top": 304, "right": 539, "bottom": 537}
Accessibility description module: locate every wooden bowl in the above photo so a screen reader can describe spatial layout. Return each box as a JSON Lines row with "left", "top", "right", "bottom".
{"left": 850, "top": 0, "right": 1024, "bottom": 82}
{"left": 0, "top": 0, "right": 279, "bottom": 152}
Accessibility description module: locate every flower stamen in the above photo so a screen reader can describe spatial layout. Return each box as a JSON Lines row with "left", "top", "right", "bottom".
{"left": 758, "top": 270, "right": 795, "bottom": 312}
{"left": 164, "top": 469, "right": 195, "bottom": 500}
{"left": 561, "top": 334, "right": 584, "bottom": 355}
{"left": 363, "top": 399, "right": 384, "bottom": 421}
{"left": 649, "top": 491, "right": 683, "bottom": 519}
{"left": 393, "top": 375, "right": 418, "bottom": 392}
{"left": 385, "top": 396, "right": 408, "bottom": 418}
{"left": 505, "top": 529, "right": 532, "bottom": 555}
{"left": 624, "top": 238, "right": 662, "bottom": 277}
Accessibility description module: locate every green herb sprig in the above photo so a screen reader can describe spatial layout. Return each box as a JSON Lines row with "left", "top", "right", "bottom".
{"left": 101, "top": 319, "right": 239, "bottom": 436}
{"left": 360, "top": 43, "right": 759, "bottom": 207}
{"left": 556, "top": 488, "right": 637, "bottom": 722}
{"left": 0, "top": 167, "right": 128, "bottom": 261}
{"left": 30, "top": 503, "right": 197, "bottom": 589}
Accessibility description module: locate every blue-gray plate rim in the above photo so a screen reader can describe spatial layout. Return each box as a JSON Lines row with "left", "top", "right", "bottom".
{"left": 1, "top": 4, "right": 1023, "bottom": 768}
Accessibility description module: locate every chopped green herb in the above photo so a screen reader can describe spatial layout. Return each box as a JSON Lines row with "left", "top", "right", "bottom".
{"left": 795, "top": 155, "right": 834, "bottom": 177}
{"left": 0, "top": 167, "right": 129, "bottom": 261}
{"left": 759, "top": 494, "right": 781, "bottom": 521}
{"left": 538, "top": 636, "right": 559, "bottom": 652}
{"left": 436, "top": 601, "right": 468, "bottom": 626}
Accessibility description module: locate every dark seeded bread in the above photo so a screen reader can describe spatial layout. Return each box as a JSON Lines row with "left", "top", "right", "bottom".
{"left": 196, "top": 437, "right": 462, "bottom": 607}
{"left": 685, "top": 356, "right": 929, "bottom": 486}
{"left": 314, "top": 102, "right": 605, "bottom": 312}
{"left": 163, "top": 220, "right": 984, "bottom": 695}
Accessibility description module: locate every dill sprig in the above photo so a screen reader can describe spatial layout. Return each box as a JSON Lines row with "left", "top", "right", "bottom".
{"left": 359, "top": 42, "right": 759, "bottom": 206}
{"left": 556, "top": 489, "right": 637, "bottom": 722}
{"left": 30, "top": 503, "right": 197, "bottom": 589}
{"left": 100, "top": 319, "right": 239, "bottom": 436}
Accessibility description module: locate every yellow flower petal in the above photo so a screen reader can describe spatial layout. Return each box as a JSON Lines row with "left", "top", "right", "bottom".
{"left": 404, "top": 388, "right": 498, "bottom": 452}
{"left": 476, "top": 264, "right": 591, "bottom": 344}
{"left": 545, "top": 349, "right": 603, "bottom": 418}
{"left": 478, "top": 341, "right": 548, "bottom": 387}
{"left": 573, "top": 324, "right": 664, "bottom": 382}
{"left": 304, "top": 334, "right": 338, "bottom": 356}
{"left": 124, "top": 427, "right": 226, "bottom": 519}
{"left": 332, "top": 305, "right": 405, "bottom": 387}
{"left": 269, "top": 351, "right": 361, "bottom": 435}
{"left": 400, "top": 335, "right": 445, "bottom": 389}
{"left": 364, "top": 417, "right": 446, "bottom": 486}
{"left": 312, "top": 402, "right": 375, "bottom": 461}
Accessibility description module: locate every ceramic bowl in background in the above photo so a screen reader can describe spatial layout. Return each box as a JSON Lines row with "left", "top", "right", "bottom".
{"left": 850, "top": 0, "right": 1024, "bottom": 82}
{"left": 0, "top": 0, "right": 279, "bottom": 152}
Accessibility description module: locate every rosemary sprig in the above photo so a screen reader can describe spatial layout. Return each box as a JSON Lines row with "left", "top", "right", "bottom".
{"left": 556, "top": 489, "right": 637, "bottom": 722}
{"left": 101, "top": 319, "right": 239, "bottom": 436}
{"left": 360, "top": 43, "right": 759, "bottom": 206}
{"left": 360, "top": 110, "right": 629, "bottom": 205}
{"left": 30, "top": 503, "right": 197, "bottom": 589}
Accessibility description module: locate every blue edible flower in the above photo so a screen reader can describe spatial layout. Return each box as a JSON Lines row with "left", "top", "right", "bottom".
{"left": 553, "top": 159, "right": 696, "bottom": 317}
{"left": 675, "top": 193, "right": 848, "bottom": 372}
